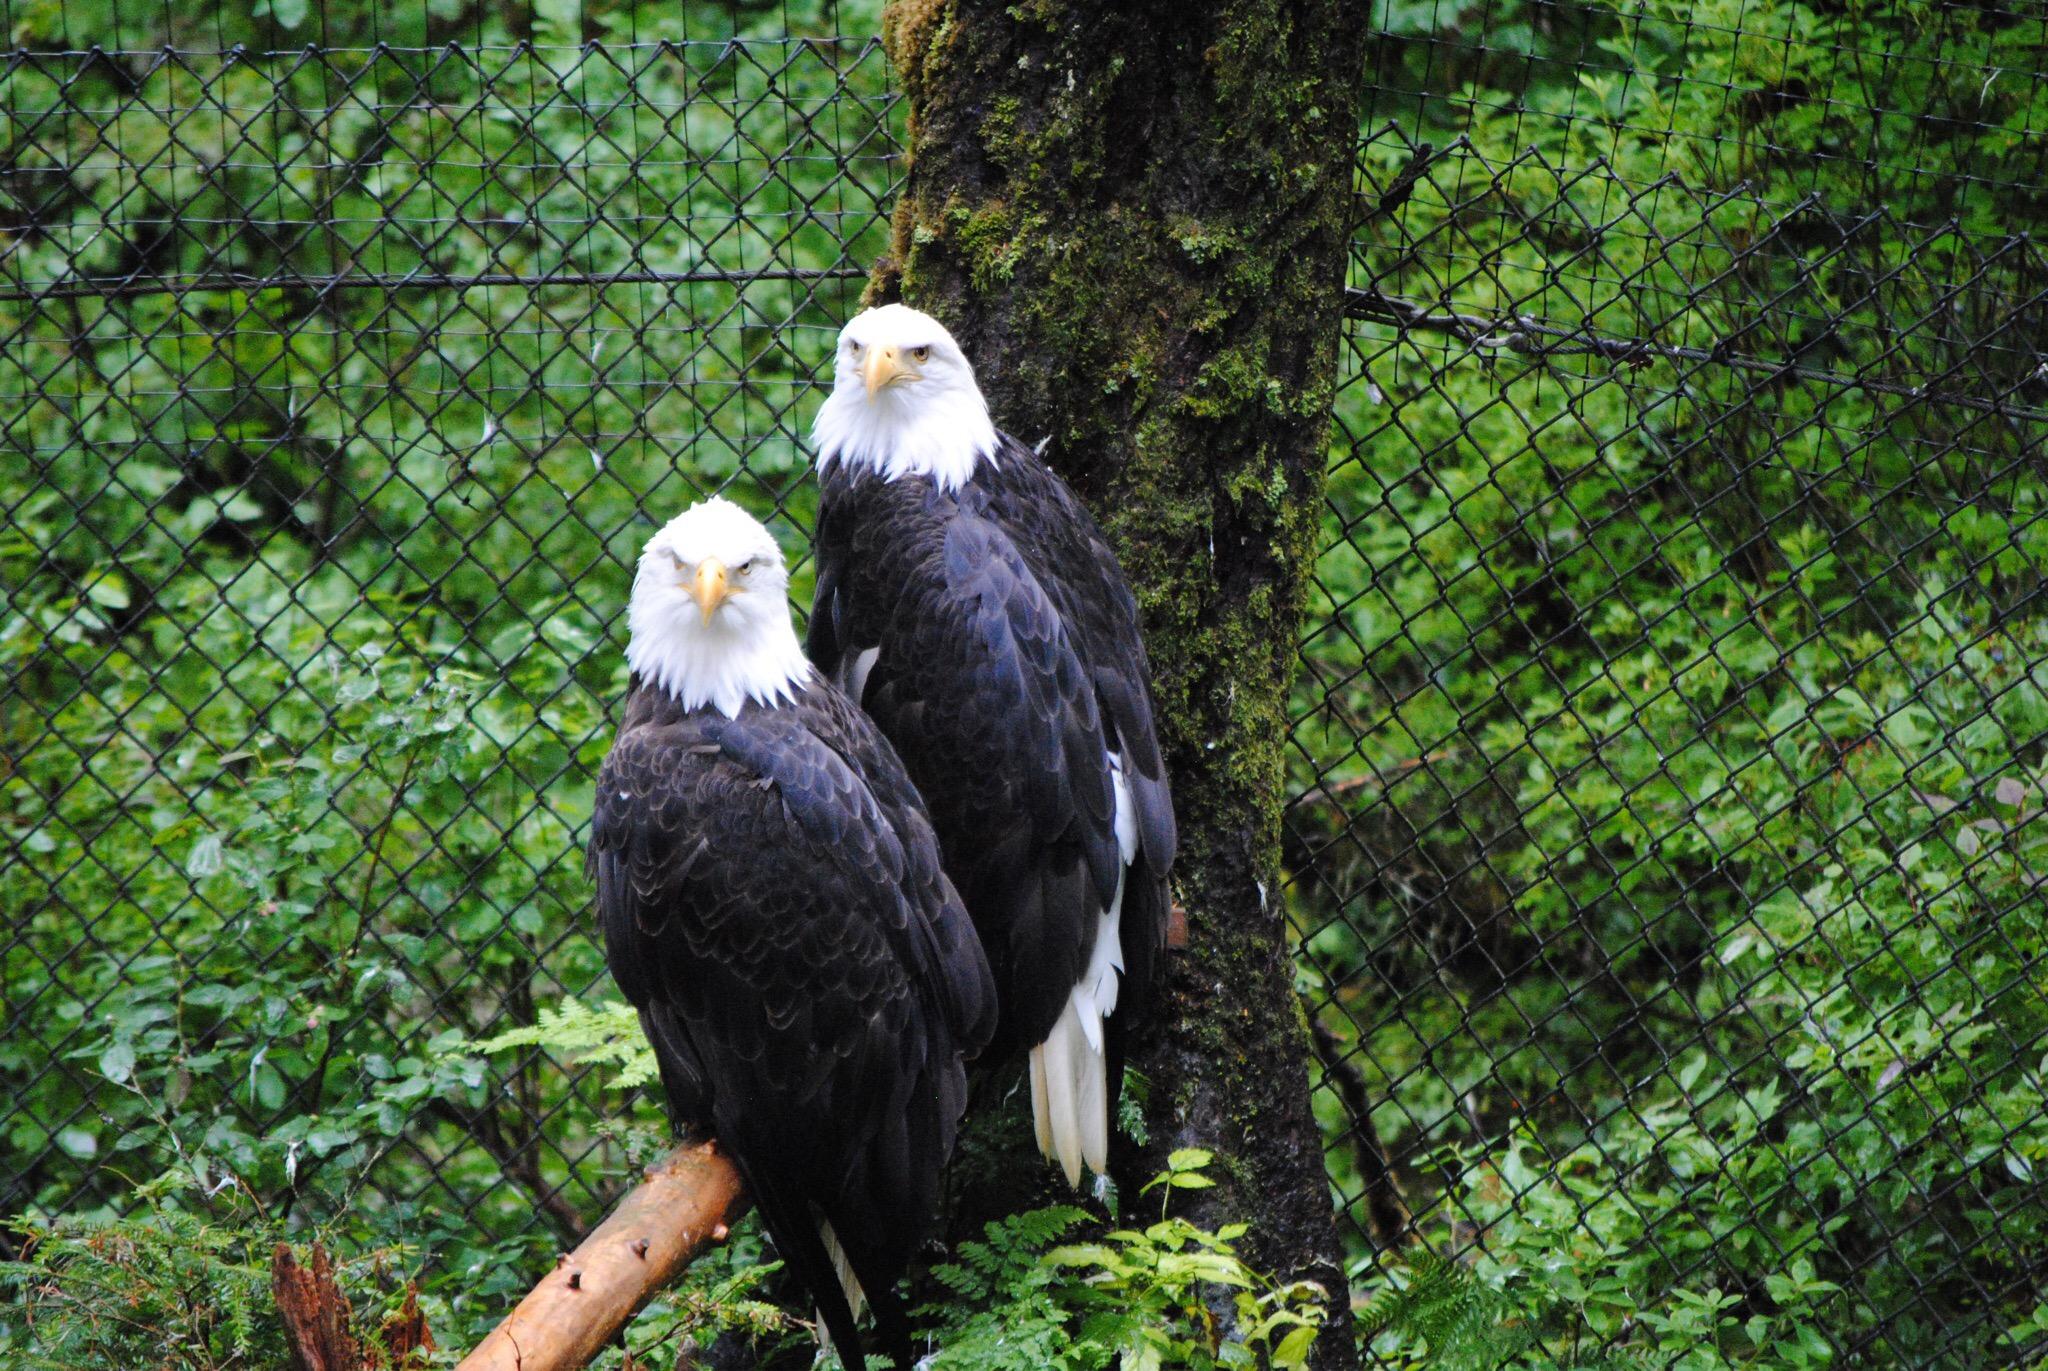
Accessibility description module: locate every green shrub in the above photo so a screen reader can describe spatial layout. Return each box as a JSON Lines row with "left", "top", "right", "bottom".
{"left": 920, "top": 1151, "right": 1327, "bottom": 1371}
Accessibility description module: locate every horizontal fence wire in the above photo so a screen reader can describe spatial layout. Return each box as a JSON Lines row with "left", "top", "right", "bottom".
{"left": 1, "top": 266, "right": 872, "bottom": 302}
{"left": 4, "top": 4, "right": 2047, "bottom": 1366}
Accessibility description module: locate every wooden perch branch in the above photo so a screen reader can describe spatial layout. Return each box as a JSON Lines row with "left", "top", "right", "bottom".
{"left": 456, "top": 1141, "right": 749, "bottom": 1371}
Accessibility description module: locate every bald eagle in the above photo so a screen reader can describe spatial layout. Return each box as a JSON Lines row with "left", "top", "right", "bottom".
{"left": 807, "top": 304, "right": 1176, "bottom": 1187}
{"left": 589, "top": 497, "right": 996, "bottom": 1371}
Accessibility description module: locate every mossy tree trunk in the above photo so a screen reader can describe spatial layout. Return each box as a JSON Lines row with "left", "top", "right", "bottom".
{"left": 874, "top": 1, "right": 1367, "bottom": 1361}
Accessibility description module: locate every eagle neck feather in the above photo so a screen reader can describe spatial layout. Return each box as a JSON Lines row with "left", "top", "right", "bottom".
{"left": 811, "top": 382, "right": 998, "bottom": 493}
{"left": 624, "top": 610, "right": 811, "bottom": 720}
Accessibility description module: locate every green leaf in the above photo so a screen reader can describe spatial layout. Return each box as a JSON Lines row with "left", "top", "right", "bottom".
{"left": 1166, "top": 1147, "right": 1213, "bottom": 1172}
{"left": 1272, "top": 1324, "right": 1318, "bottom": 1368}
{"left": 1045, "top": 1242, "right": 1125, "bottom": 1272}
{"left": 305, "top": 1126, "right": 357, "bottom": 1155}
{"left": 252, "top": 0, "right": 308, "bottom": 27}
{"left": 336, "top": 674, "right": 379, "bottom": 705}
{"left": 1159, "top": 1251, "right": 1250, "bottom": 1286}
{"left": 251, "top": 1063, "right": 287, "bottom": 1110}
{"left": 184, "top": 983, "right": 254, "bottom": 1010}
{"left": 100, "top": 1040, "right": 137, "bottom": 1084}
{"left": 533, "top": 0, "right": 579, "bottom": 41}
{"left": 85, "top": 574, "right": 130, "bottom": 609}
{"left": 186, "top": 834, "right": 224, "bottom": 878}
{"left": 220, "top": 491, "right": 266, "bottom": 521}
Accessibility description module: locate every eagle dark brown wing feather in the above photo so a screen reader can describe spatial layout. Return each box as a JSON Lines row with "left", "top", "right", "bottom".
{"left": 589, "top": 678, "right": 992, "bottom": 1371}
{"left": 809, "top": 438, "right": 1175, "bottom": 1070}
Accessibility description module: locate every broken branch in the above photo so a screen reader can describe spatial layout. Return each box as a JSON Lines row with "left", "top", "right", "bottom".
{"left": 455, "top": 1141, "right": 748, "bottom": 1371}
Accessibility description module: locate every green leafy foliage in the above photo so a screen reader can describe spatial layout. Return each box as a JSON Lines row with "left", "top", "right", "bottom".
{"left": 0, "top": 1167, "right": 803, "bottom": 1371}
{"left": 920, "top": 1205, "right": 1094, "bottom": 1370}
{"left": 604, "top": 1247, "right": 807, "bottom": 1369}
{"left": 1354, "top": 1249, "right": 1667, "bottom": 1371}
{"left": 0, "top": 3, "right": 891, "bottom": 1354}
{"left": 919, "top": 1155, "right": 1325, "bottom": 1370}
{"left": 1289, "top": 0, "right": 2048, "bottom": 1365}
{"left": 0, "top": 1174, "right": 418, "bottom": 1371}
{"left": 1355, "top": 1252, "right": 1524, "bottom": 1369}
{"left": 469, "top": 1000, "right": 660, "bottom": 1090}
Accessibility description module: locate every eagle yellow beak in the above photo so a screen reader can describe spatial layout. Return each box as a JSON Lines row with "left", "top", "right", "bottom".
{"left": 690, "top": 558, "right": 730, "bottom": 624}
{"left": 863, "top": 345, "right": 917, "bottom": 399}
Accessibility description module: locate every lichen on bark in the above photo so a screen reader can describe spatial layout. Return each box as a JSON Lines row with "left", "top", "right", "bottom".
{"left": 876, "top": 1, "right": 1368, "bottom": 1364}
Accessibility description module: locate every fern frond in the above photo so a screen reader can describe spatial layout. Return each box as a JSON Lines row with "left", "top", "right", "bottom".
{"left": 1354, "top": 1250, "right": 1535, "bottom": 1368}
{"left": 467, "top": 998, "right": 659, "bottom": 1088}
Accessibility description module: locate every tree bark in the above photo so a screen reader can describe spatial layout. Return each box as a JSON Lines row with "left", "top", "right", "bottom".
{"left": 876, "top": 2, "right": 1367, "bottom": 1363}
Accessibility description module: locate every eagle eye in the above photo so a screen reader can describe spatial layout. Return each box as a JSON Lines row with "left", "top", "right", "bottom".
{"left": 736, "top": 558, "right": 758, "bottom": 576}
{"left": 848, "top": 340, "right": 863, "bottom": 356}
{"left": 911, "top": 345, "right": 931, "bottom": 362}
{"left": 668, "top": 551, "right": 687, "bottom": 572}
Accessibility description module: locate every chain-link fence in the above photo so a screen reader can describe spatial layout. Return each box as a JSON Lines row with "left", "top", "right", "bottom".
{"left": 1293, "top": 8, "right": 2047, "bottom": 1364}
{"left": 1, "top": 20, "right": 899, "bottom": 1295}
{"left": 5, "top": 1, "right": 2046, "bottom": 1364}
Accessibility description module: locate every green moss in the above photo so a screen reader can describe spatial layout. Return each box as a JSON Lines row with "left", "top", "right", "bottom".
{"left": 945, "top": 198, "right": 1038, "bottom": 290}
{"left": 1168, "top": 214, "right": 1241, "bottom": 264}
{"left": 1004, "top": 0, "right": 1067, "bottom": 36}
{"left": 881, "top": 0, "right": 951, "bottom": 116}
{"left": 1183, "top": 342, "right": 1274, "bottom": 421}
{"left": 979, "top": 95, "right": 1023, "bottom": 164}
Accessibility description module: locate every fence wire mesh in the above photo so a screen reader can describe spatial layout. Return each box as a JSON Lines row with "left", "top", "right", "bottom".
{"left": 1292, "top": 9, "right": 2047, "bottom": 1364}
{"left": 4, "top": 2, "right": 2046, "bottom": 1365}
{"left": 2, "top": 24, "right": 898, "bottom": 1296}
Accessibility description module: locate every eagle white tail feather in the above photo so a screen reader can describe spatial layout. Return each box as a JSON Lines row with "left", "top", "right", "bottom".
{"left": 1076, "top": 1014, "right": 1109, "bottom": 1173}
{"left": 818, "top": 1219, "right": 866, "bottom": 1324}
{"left": 1039, "top": 1014, "right": 1088, "bottom": 1187}
{"left": 1030, "top": 1051, "right": 1054, "bottom": 1156}
{"left": 847, "top": 645, "right": 881, "bottom": 703}
{"left": 1028, "top": 752, "right": 1141, "bottom": 1187}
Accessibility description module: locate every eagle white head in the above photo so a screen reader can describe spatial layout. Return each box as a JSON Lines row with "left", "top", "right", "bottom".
{"left": 624, "top": 497, "right": 810, "bottom": 718}
{"left": 812, "top": 303, "right": 999, "bottom": 492}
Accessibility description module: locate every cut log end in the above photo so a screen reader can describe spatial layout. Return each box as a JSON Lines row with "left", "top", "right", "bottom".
{"left": 1166, "top": 902, "right": 1189, "bottom": 949}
